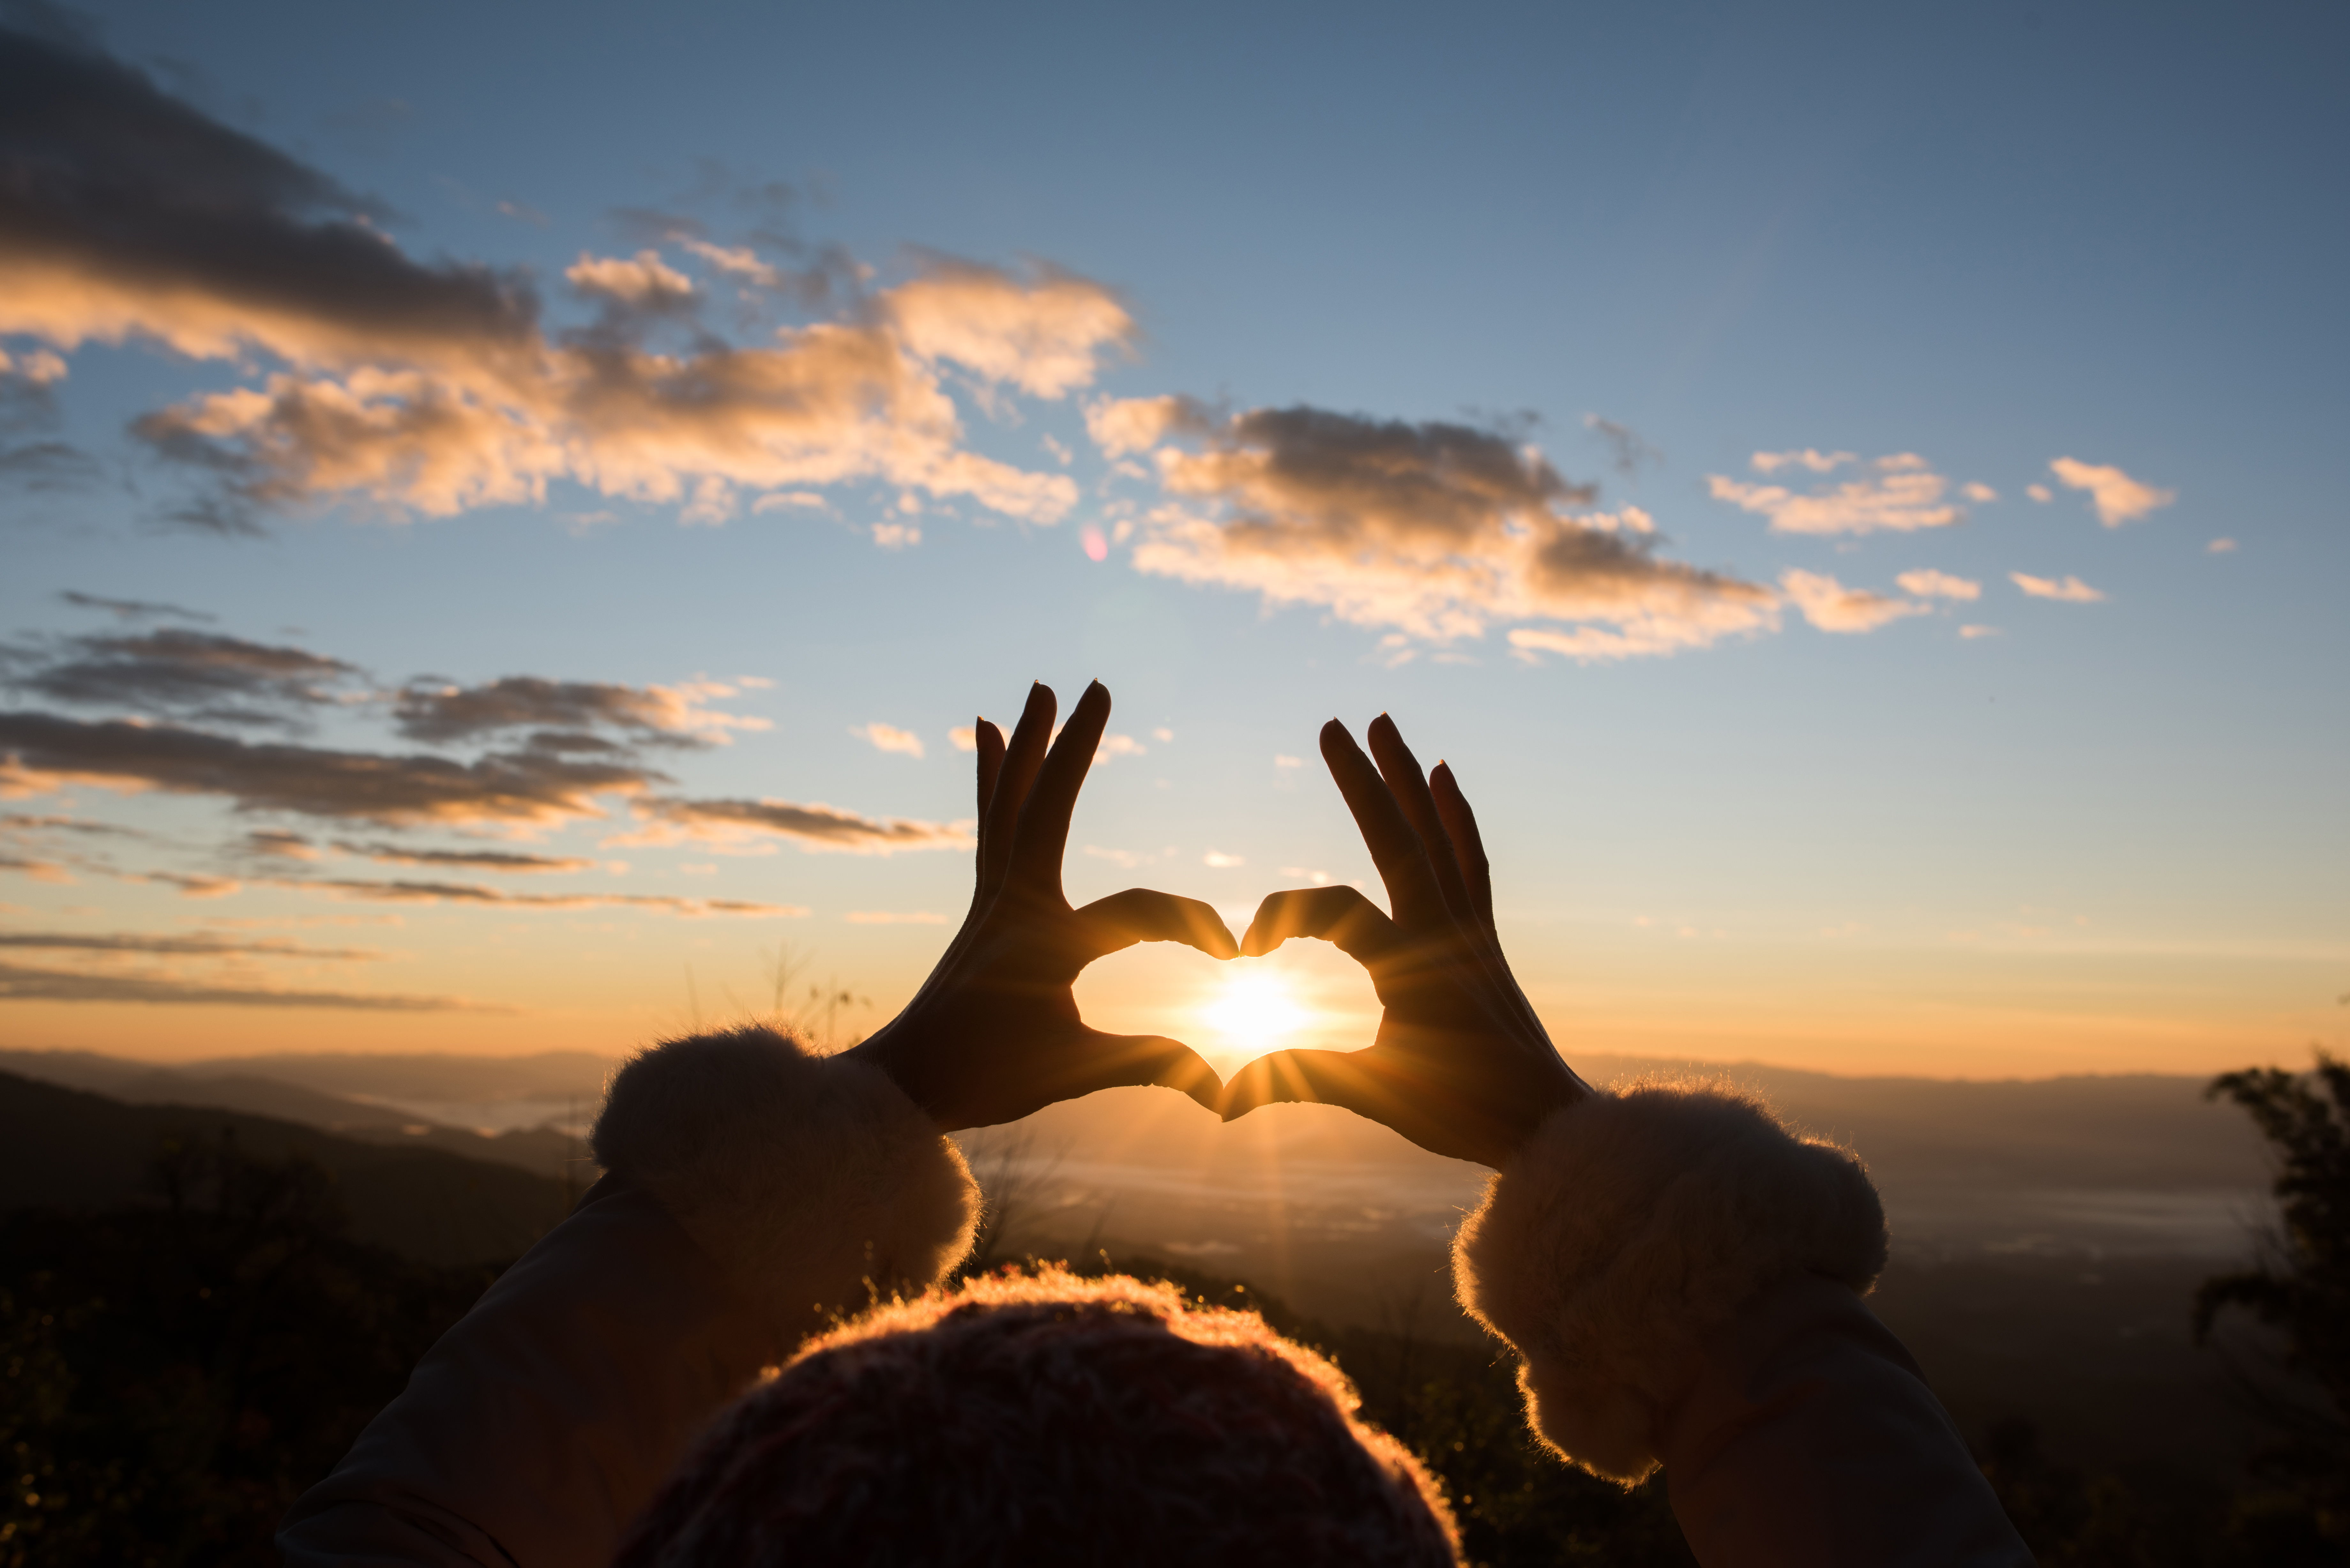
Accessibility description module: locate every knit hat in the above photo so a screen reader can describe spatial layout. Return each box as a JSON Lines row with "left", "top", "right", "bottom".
{"left": 615, "top": 1266, "right": 1459, "bottom": 1567}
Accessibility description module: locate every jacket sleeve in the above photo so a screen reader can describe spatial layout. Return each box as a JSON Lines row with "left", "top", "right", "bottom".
{"left": 1450, "top": 1082, "right": 2031, "bottom": 1568}
{"left": 277, "top": 1025, "right": 980, "bottom": 1568}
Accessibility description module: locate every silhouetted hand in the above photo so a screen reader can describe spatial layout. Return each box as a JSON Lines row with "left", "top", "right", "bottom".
{"left": 844, "top": 680, "right": 1237, "bottom": 1131}
{"left": 1218, "top": 714, "right": 1590, "bottom": 1168}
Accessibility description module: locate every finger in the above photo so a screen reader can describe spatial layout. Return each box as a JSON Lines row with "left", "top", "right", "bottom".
{"left": 1429, "top": 761, "right": 1495, "bottom": 936}
{"left": 1240, "top": 885, "right": 1399, "bottom": 966}
{"left": 1366, "top": 713, "right": 1476, "bottom": 927}
{"left": 1067, "top": 1028, "right": 1224, "bottom": 1114}
{"left": 974, "top": 718, "right": 1005, "bottom": 821}
{"left": 1319, "top": 719, "right": 1445, "bottom": 924}
{"left": 1010, "top": 678, "right": 1109, "bottom": 888}
{"left": 981, "top": 684, "right": 1055, "bottom": 897}
{"left": 1075, "top": 888, "right": 1239, "bottom": 961}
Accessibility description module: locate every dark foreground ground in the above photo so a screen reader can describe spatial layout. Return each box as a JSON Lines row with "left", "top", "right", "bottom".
{"left": 0, "top": 1056, "right": 2337, "bottom": 1565}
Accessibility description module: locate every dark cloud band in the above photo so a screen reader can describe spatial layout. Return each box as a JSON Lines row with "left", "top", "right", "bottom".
{"left": 0, "top": 710, "right": 658, "bottom": 825}
{"left": 0, "top": 959, "right": 481, "bottom": 1011}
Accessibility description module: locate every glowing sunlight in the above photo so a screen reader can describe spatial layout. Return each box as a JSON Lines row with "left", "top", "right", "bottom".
{"left": 1200, "top": 969, "right": 1311, "bottom": 1057}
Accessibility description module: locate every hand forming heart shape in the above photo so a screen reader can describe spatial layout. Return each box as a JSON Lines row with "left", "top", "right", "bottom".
{"left": 845, "top": 682, "right": 1589, "bottom": 1172}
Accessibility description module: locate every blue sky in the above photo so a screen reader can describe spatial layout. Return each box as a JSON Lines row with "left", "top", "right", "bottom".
{"left": 2, "top": 0, "right": 2343, "bottom": 1076}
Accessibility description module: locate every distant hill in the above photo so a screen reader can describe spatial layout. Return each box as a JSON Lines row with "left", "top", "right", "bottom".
{"left": 0, "top": 1049, "right": 595, "bottom": 1182}
{"left": 0, "top": 1069, "right": 576, "bottom": 1265}
{"left": 171, "top": 1048, "right": 618, "bottom": 1118}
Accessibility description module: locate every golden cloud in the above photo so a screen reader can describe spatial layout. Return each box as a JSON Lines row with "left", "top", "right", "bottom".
{"left": 2048, "top": 457, "right": 2174, "bottom": 528}
{"left": 1779, "top": 569, "right": 1930, "bottom": 633}
{"left": 1709, "top": 452, "right": 1971, "bottom": 535}
{"left": 0, "top": 26, "right": 1129, "bottom": 528}
{"left": 1108, "top": 403, "right": 1776, "bottom": 659}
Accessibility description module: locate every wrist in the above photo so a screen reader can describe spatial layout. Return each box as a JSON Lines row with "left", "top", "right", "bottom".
{"left": 841, "top": 1020, "right": 953, "bottom": 1131}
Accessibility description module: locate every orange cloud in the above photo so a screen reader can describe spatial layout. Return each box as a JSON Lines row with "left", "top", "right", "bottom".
{"left": 1894, "top": 569, "right": 1982, "bottom": 601}
{"left": 566, "top": 250, "right": 695, "bottom": 307}
{"left": 2048, "top": 457, "right": 2174, "bottom": 527}
{"left": 886, "top": 261, "right": 1134, "bottom": 398}
{"left": 2010, "top": 571, "right": 2106, "bottom": 603}
{"left": 0, "top": 27, "right": 1128, "bottom": 530}
{"left": 852, "top": 722, "right": 926, "bottom": 759}
{"left": 624, "top": 796, "right": 972, "bottom": 855}
{"left": 1110, "top": 403, "right": 1775, "bottom": 659}
{"left": 1779, "top": 569, "right": 1929, "bottom": 633}
{"left": 1709, "top": 452, "right": 1968, "bottom": 535}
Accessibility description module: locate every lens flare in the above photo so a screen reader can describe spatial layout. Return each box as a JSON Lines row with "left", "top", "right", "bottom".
{"left": 1202, "top": 969, "right": 1308, "bottom": 1053}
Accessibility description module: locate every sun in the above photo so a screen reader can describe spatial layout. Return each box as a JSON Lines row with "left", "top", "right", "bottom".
{"left": 1201, "top": 969, "right": 1310, "bottom": 1054}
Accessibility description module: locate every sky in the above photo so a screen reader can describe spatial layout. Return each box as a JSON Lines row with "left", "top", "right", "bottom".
{"left": 1, "top": 0, "right": 2343, "bottom": 1080}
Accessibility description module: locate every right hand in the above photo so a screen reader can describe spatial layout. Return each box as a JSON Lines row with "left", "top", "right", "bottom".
{"left": 1217, "top": 714, "right": 1589, "bottom": 1168}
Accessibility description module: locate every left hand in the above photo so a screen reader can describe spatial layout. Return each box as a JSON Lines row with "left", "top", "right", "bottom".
{"left": 844, "top": 680, "right": 1238, "bottom": 1131}
{"left": 1216, "top": 714, "right": 1589, "bottom": 1167}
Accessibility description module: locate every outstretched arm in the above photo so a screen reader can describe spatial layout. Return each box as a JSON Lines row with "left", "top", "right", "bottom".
{"left": 281, "top": 680, "right": 1235, "bottom": 1568}
{"left": 1229, "top": 714, "right": 2029, "bottom": 1567}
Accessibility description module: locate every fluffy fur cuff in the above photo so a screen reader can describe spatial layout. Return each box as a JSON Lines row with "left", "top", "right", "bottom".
{"left": 1452, "top": 1082, "right": 1887, "bottom": 1483}
{"left": 591, "top": 1025, "right": 979, "bottom": 1334}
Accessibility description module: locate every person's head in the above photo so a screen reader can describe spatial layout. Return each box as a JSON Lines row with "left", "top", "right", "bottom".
{"left": 617, "top": 1266, "right": 1459, "bottom": 1567}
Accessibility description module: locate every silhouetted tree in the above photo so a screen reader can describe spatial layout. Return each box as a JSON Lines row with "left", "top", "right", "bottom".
{"left": 0, "top": 1128, "right": 498, "bottom": 1567}
{"left": 2195, "top": 1051, "right": 2350, "bottom": 1557}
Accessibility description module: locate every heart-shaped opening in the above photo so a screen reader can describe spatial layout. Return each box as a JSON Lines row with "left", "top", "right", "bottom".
{"left": 1073, "top": 934, "right": 1380, "bottom": 1080}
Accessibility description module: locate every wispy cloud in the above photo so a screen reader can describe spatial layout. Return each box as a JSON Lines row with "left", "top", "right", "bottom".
{"left": 1894, "top": 569, "right": 1982, "bottom": 601}
{"left": 1102, "top": 401, "right": 1775, "bottom": 659}
{"left": 626, "top": 796, "right": 971, "bottom": 854}
{"left": 0, "top": 959, "right": 484, "bottom": 1011}
{"left": 393, "top": 675, "right": 764, "bottom": 746}
{"left": 1779, "top": 569, "right": 1929, "bottom": 633}
{"left": 1584, "top": 414, "right": 1661, "bottom": 476}
{"left": 1748, "top": 449, "right": 1855, "bottom": 475}
{"left": 2010, "top": 571, "right": 2106, "bottom": 603}
{"left": 59, "top": 591, "right": 216, "bottom": 623}
{"left": 566, "top": 249, "right": 696, "bottom": 308}
{"left": 0, "top": 930, "right": 378, "bottom": 959}
{"left": 0, "top": 711, "right": 658, "bottom": 825}
{"left": 242, "top": 829, "right": 319, "bottom": 860}
{"left": 144, "top": 871, "right": 241, "bottom": 898}
{"left": 0, "top": 23, "right": 1130, "bottom": 530}
{"left": 1708, "top": 452, "right": 1972, "bottom": 535}
{"left": 278, "top": 876, "right": 802, "bottom": 916}
{"left": 851, "top": 722, "right": 925, "bottom": 759}
{"left": 4, "top": 629, "right": 361, "bottom": 728}
{"left": 333, "top": 841, "right": 596, "bottom": 872}
{"left": 2048, "top": 457, "right": 2174, "bottom": 527}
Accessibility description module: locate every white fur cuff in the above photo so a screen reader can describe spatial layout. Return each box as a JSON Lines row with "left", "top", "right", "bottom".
{"left": 591, "top": 1025, "right": 979, "bottom": 1333}
{"left": 1452, "top": 1082, "right": 1887, "bottom": 1483}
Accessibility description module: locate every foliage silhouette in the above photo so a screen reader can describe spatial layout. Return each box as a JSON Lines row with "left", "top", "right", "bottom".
{"left": 2194, "top": 1051, "right": 2350, "bottom": 1559}
{"left": 0, "top": 1131, "right": 499, "bottom": 1567}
